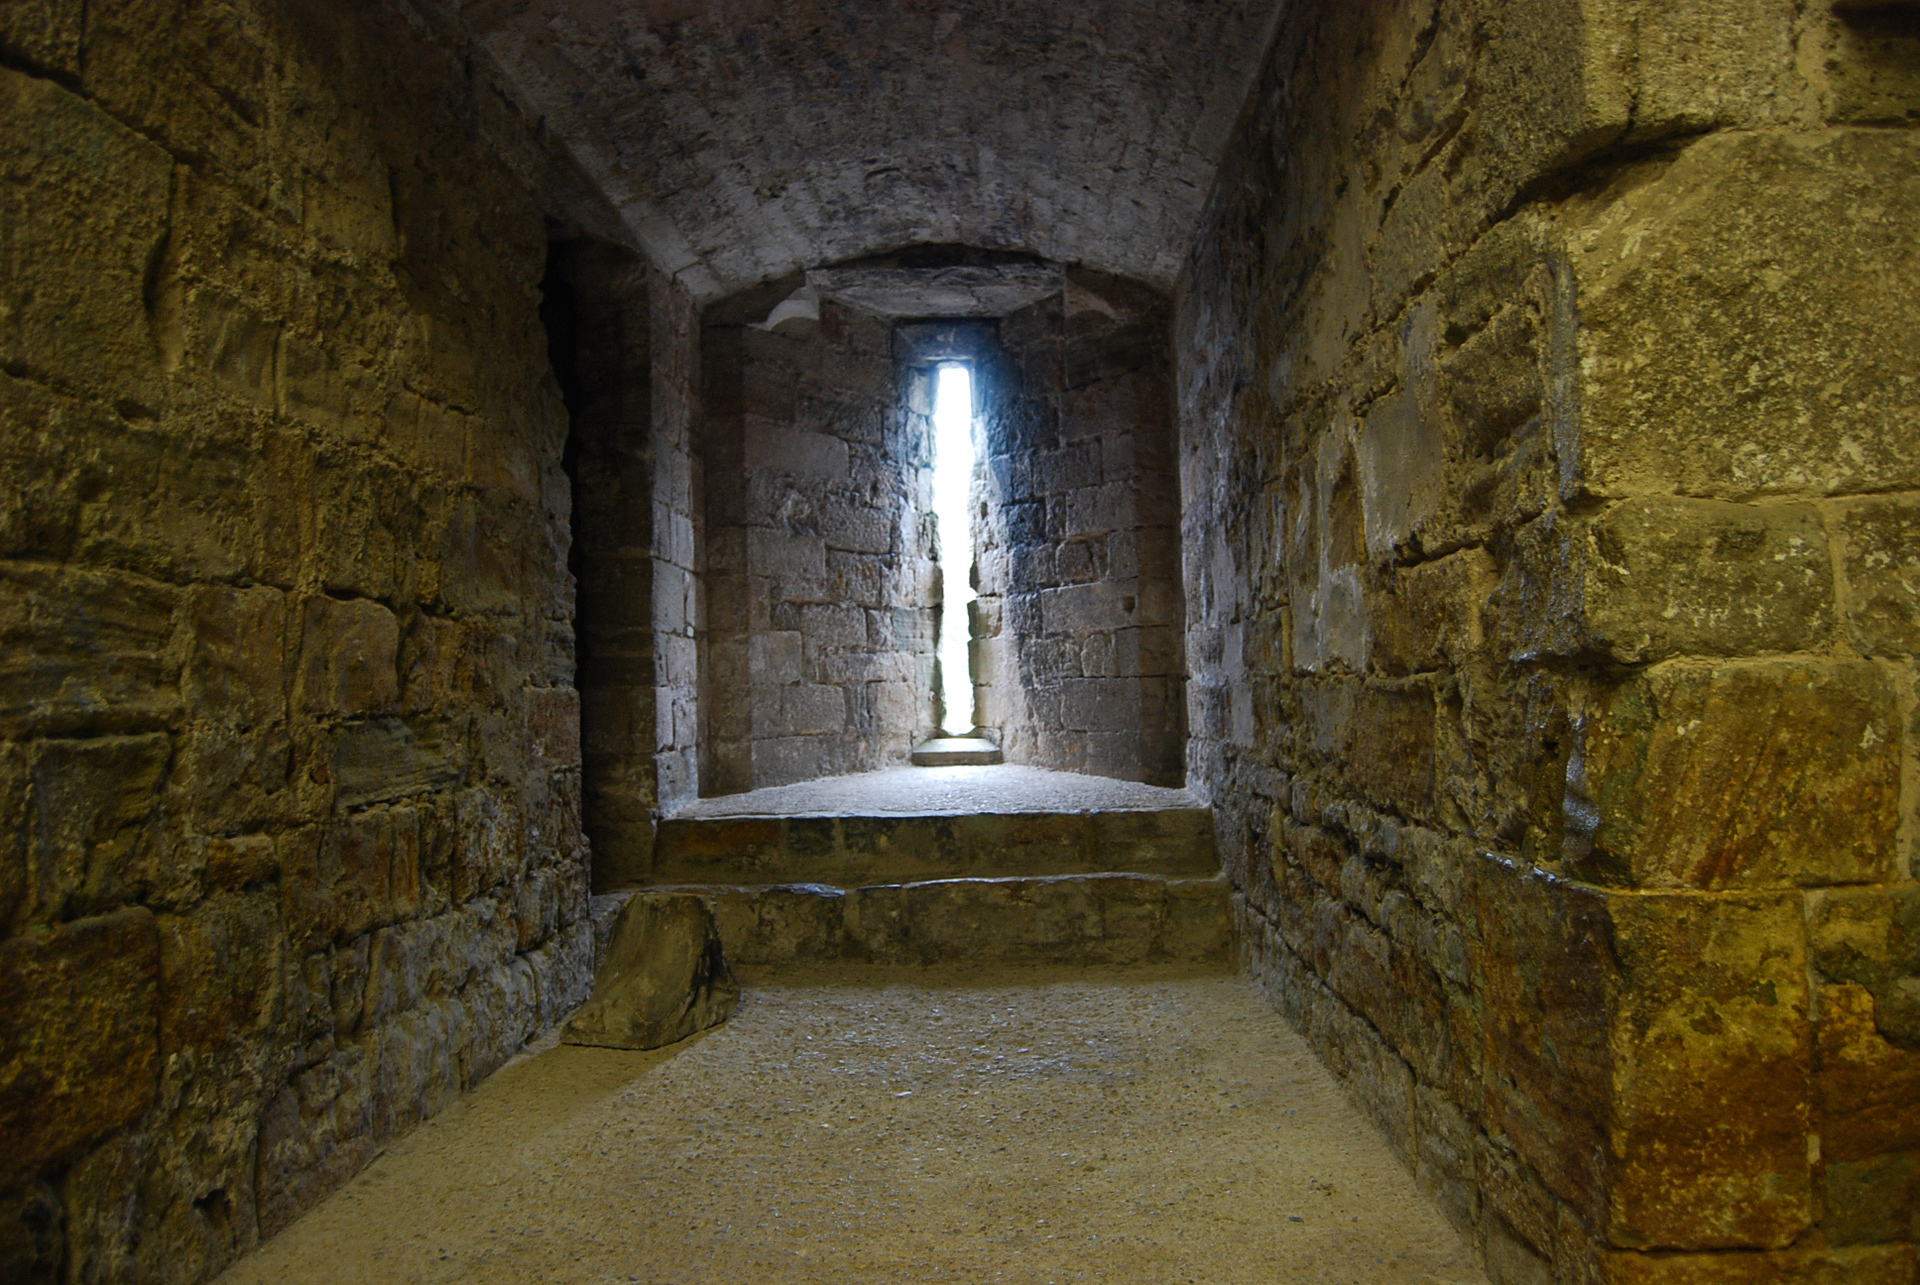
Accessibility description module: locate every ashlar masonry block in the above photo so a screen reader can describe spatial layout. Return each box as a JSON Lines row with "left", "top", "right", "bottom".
{"left": 1476, "top": 856, "right": 1813, "bottom": 1252}
{"left": 1567, "top": 130, "right": 1920, "bottom": 500}
{"left": 1563, "top": 660, "right": 1900, "bottom": 890}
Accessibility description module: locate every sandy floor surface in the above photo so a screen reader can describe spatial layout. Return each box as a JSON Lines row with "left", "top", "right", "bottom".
{"left": 220, "top": 968, "right": 1486, "bottom": 1285}
{"left": 667, "top": 764, "right": 1201, "bottom": 818}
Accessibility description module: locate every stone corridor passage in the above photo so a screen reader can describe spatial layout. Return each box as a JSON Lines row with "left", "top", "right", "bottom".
{"left": 218, "top": 765, "right": 1484, "bottom": 1283}
{"left": 7, "top": 3, "right": 1917, "bottom": 1283}
{"left": 219, "top": 968, "right": 1485, "bottom": 1285}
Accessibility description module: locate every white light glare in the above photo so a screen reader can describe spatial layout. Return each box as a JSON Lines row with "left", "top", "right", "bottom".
{"left": 932, "top": 365, "right": 975, "bottom": 736}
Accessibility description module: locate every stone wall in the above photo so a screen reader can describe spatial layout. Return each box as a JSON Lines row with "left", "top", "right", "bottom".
{"left": 1180, "top": 1, "right": 1920, "bottom": 1281}
{"left": 546, "top": 242, "right": 701, "bottom": 889}
{"left": 0, "top": 2, "right": 603, "bottom": 1280}
{"left": 700, "top": 296, "right": 938, "bottom": 795}
{"left": 972, "top": 271, "right": 1186, "bottom": 785}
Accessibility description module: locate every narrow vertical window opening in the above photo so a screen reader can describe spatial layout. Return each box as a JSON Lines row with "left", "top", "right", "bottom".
{"left": 932, "top": 364, "right": 976, "bottom": 735}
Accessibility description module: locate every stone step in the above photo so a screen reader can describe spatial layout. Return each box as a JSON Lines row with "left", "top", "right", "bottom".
{"left": 594, "top": 872, "right": 1233, "bottom": 970}
{"left": 648, "top": 808, "right": 1217, "bottom": 886}
{"left": 910, "top": 736, "right": 1003, "bottom": 766}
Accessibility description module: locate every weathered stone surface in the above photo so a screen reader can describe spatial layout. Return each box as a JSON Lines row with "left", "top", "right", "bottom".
{"left": 1477, "top": 859, "right": 1813, "bottom": 1250}
{"left": 967, "top": 284, "right": 1187, "bottom": 785}
{"left": 1840, "top": 497, "right": 1920, "bottom": 657}
{"left": 650, "top": 806, "right": 1218, "bottom": 888}
{"left": 0, "top": 3, "right": 607, "bottom": 1269}
{"left": 0, "top": 908, "right": 160, "bottom": 1173}
{"left": 1564, "top": 661, "right": 1900, "bottom": 889}
{"left": 649, "top": 870, "right": 1231, "bottom": 970}
{"left": 294, "top": 596, "right": 399, "bottom": 719}
{"left": 456, "top": 2, "right": 1278, "bottom": 298}
{"left": 1808, "top": 887, "right": 1920, "bottom": 1049}
{"left": 702, "top": 299, "right": 938, "bottom": 792}
{"left": 0, "top": 68, "right": 170, "bottom": 404}
{"left": 1493, "top": 500, "right": 1836, "bottom": 664}
{"left": 563, "top": 894, "right": 737, "bottom": 1050}
{"left": 1569, "top": 129, "right": 1920, "bottom": 499}
{"left": 1600, "top": 891, "right": 1813, "bottom": 1250}
{"left": 1599, "top": 1243, "right": 1919, "bottom": 1285}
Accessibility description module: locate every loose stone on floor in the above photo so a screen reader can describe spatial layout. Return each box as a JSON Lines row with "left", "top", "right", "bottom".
{"left": 218, "top": 968, "right": 1487, "bottom": 1285}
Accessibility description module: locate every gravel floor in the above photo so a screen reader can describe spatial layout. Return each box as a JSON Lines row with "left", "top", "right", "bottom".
{"left": 220, "top": 968, "right": 1485, "bottom": 1285}
{"left": 669, "top": 765, "right": 1202, "bottom": 819}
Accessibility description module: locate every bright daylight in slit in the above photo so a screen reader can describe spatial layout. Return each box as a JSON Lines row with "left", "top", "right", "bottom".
{"left": 931, "top": 364, "right": 976, "bottom": 735}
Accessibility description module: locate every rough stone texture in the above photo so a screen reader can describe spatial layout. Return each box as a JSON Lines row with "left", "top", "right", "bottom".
{"left": 543, "top": 240, "right": 703, "bottom": 890}
{"left": 648, "top": 872, "right": 1233, "bottom": 969}
{"left": 0, "top": 3, "right": 609, "bottom": 1280}
{"left": 1181, "top": 1, "right": 1920, "bottom": 1281}
{"left": 701, "top": 294, "right": 940, "bottom": 793}
{"left": 434, "top": 0, "right": 1283, "bottom": 301}
{"left": 963, "top": 270, "right": 1187, "bottom": 784}
{"left": 562, "top": 892, "right": 737, "bottom": 1049}
{"left": 651, "top": 808, "right": 1216, "bottom": 887}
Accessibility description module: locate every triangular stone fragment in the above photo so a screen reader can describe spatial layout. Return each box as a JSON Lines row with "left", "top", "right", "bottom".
{"left": 563, "top": 893, "right": 739, "bottom": 1050}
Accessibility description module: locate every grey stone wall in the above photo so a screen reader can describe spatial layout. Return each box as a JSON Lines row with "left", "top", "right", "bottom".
{"left": 970, "top": 272, "right": 1186, "bottom": 785}
{"left": 701, "top": 297, "right": 939, "bottom": 795}
{"left": 1180, "top": 2, "right": 1920, "bottom": 1281}
{"left": 439, "top": 0, "right": 1280, "bottom": 301}
{"left": 548, "top": 242, "right": 702, "bottom": 890}
{"left": 0, "top": 2, "right": 614, "bottom": 1280}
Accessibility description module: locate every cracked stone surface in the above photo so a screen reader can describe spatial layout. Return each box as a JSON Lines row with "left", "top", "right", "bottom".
{"left": 216, "top": 969, "right": 1487, "bottom": 1284}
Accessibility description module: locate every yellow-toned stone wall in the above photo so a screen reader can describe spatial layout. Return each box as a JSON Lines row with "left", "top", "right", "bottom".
{"left": 0, "top": 2, "right": 611, "bottom": 1278}
{"left": 1180, "top": 2, "right": 1920, "bottom": 1280}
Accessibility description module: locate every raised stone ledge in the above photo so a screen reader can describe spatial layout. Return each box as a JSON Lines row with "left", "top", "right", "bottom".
{"left": 601, "top": 873, "right": 1234, "bottom": 970}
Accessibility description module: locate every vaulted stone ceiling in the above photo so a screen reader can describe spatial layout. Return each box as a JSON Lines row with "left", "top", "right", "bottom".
{"left": 447, "top": 0, "right": 1284, "bottom": 301}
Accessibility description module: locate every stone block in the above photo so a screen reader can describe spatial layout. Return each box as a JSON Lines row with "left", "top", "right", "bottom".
{"left": 894, "top": 873, "right": 1160, "bottom": 966}
{"left": 1440, "top": 304, "right": 1543, "bottom": 455}
{"left": 1301, "top": 680, "right": 1437, "bottom": 818}
{"left": 183, "top": 585, "right": 287, "bottom": 728}
{"left": 0, "top": 907, "right": 159, "bottom": 1172}
{"left": 701, "top": 883, "right": 846, "bottom": 966}
{"left": 1825, "top": 1149, "right": 1918, "bottom": 1247}
{"left": 254, "top": 1046, "right": 376, "bottom": 1238}
{"left": 1598, "top": 1243, "right": 1918, "bottom": 1285}
{"left": 1815, "top": 981, "right": 1920, "bottom": 1165}
{"left": 747, "top": 528, "right": 827, "bottom": 587}
{"left": 743, "top": 420, "right": 848, "bottom": 479}
{"left": 1808, "top": 885, "right": 1920, "bottom": 1049}
{"left": 282, "top": 807, "right": 421, "bottom": 948}
{"left": 1163, "top": 876, "right": 1233, "bottom": 962}
{"left": 1839, "top": 497, "right": 1920, "bottom": 656}
{"left": 1564, "top": 660, "right": 1899, "bottom": 889}
{"left": 1826, "top": 6, "right": 1920, "bottom": 125}
{"left": 0, "top": 563, "right": 178, "bottom": 734}
{"left": 0, "top": 1, "right": 80, "bottom": 76}
{"left": 156, "top": 890, "right": 281, "bottom": 1056}
{"left": 563, "top": 893, "right": 737, "bottom": 1049}
{"left": 653, "top": 817, "right": 784, "bottom": 883}
{"left": 1497, "top": 501, "right": 1836, "bottom": 664}
{"left": 21, "top": 733, "right": 169, "bottom": 922}
{"left": 1602, "top": 891, "right": 1813, "bottom": 1249}
{"left": 0, "top": 68, "right": 170, "bottom": 404}
{"left": 202, "top": 832, "right": 278, "bottom": 893}
{"left": 1371, "top": 550, "right": 1493, "bottom": 677}
{"left": 1570, "top": 130, "right": 1920, "bottom": 498}
{"left": 294, "top": 596, "right": 400, "bottom": 719}
{"left": 323, "top": 718, "right": 462, "bottom": 810}
{"left": 1620, "top": 0, "right": 1804, "bottom": 134}
{"left": 1477, "top": 856, "right": 1814, "bottom": 1250}
{"left": 525, "top": 687, "right": 581, "bottom": 768}
{"left": 817, "top": 504, "right": 893, "bottom": 555}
